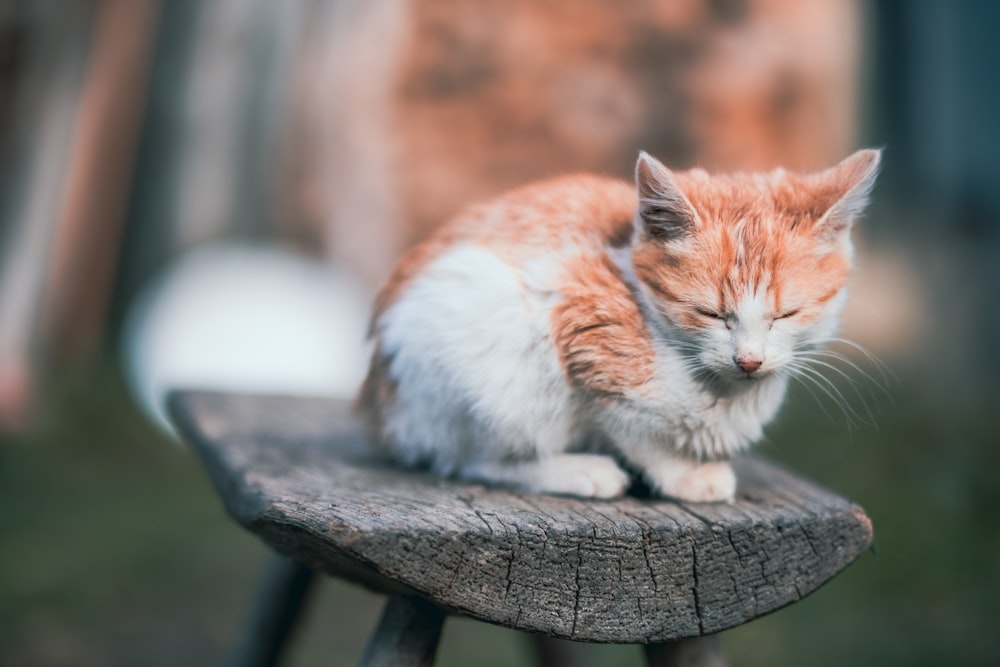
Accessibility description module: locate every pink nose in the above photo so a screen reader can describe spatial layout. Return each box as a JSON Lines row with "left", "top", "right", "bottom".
{"left": 735, "top": 357, "right": 762, "bottom": 374}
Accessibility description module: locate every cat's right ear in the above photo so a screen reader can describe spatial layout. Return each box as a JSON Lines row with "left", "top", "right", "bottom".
{"left": 635, "top": 151, "right": 699, "bottom": 242}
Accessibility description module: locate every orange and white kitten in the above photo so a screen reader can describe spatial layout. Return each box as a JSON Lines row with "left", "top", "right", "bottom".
{"left": 359, "top": 149, "right": 881, "bottom": 502}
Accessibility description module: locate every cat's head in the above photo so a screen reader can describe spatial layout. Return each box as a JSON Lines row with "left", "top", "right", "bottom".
{"left": 630, "top": 149, "right": 881, "bottom": 385}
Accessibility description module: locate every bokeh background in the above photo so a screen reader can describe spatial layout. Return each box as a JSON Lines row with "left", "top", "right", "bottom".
{"left": 2, "top": 0, "right": 998, "bottom": 665}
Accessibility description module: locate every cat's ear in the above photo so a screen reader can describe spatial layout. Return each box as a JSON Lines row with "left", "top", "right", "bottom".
{"left": 635, "top": 151, "right": 699, "bottom": 241}
{"left": 812, "top": 148, "right": 882, "bottom": 243}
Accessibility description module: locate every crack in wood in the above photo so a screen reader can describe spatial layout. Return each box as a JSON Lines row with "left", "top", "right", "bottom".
{"left": 571, "top": 542, "right": 583, "bottom": 638}
{"left": 690, "top": 539, "right": 705, "bottom": 636}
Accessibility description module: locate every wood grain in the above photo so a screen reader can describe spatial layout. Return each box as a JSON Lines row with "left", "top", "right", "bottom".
{"left": 168, "top": 391, "right": 872, "bottom": 644}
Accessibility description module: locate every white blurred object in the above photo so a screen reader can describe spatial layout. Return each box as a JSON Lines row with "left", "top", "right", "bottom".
{"left": 123, "top": 243, "right": 373, "bottom": 435}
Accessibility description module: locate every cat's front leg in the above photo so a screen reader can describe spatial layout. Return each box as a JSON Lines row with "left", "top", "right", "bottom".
{"left": 636, "top": 453, "right": 737, "bottom": 503}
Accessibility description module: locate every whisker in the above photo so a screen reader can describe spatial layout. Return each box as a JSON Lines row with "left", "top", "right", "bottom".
{"left": 789, "top": 361, "right": 875, "bottom": 428}
{"left": 795, "top": 357, "right": 876, "bottom": 414}
{"left": 815, "top": 337, "right": 896, "bottom": 385}
{"left": 786, "top": 369, "right": 840, "bottom": 425}
{"left": 809, "top": 359, "right": 884, "bottom": 415}
{"left": 795, "top": 349, "right": 893, "bottom": 406}
{"left": 794, "top": 356, "right": 862, "bottom": 387}
{"left": 789, "top": 366, "right": 859, "bottom": 429}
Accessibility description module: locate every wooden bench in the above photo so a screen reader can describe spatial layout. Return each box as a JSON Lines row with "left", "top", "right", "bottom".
{"left": 169, "top": 391, "right": 872, "bottom": 666}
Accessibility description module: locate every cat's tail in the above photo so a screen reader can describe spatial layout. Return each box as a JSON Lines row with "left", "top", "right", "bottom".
{"left": 121, "top": 242, "right": 373, "bottom": 438}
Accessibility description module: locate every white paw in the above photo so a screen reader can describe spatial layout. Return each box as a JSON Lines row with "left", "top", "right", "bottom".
{"left": 532, "top": 454, "right": 631, "bottom": 499}
{"left": 667, "top": 462, "right": 736, "bottom": 503}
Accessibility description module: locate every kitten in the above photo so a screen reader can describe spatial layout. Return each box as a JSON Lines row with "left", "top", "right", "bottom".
{"left": 358, "top": 149, "right": 880, "bottom": 502}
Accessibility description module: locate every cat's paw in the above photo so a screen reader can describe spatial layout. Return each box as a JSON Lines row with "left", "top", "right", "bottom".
{"left": 646, "top": 460, "right": 736, "bottom": 503}
{"left": 532, "top": 454, "right": 631, "bottom": 499}
{"left": 668, "top": 462, "right": 736, "bottom": 503}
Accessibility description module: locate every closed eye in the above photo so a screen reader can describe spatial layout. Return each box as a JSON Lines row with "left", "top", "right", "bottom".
{"left": 776, "top": 308, "right": 801, "bottom": 319}
{"left": 695, "top": 307, "right": 724, "bottom": 320}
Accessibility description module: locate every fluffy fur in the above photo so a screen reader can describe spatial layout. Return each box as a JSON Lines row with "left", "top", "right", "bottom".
{"left": 359, "top": 149, "right": 881, "bottom": 502}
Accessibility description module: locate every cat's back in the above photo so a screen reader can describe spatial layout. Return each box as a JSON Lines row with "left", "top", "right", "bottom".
{"left": 372, "top": 174, "right": 636, "bottom": 319}
{"left": 478, "top": 174, "right": 637, "bottom": 251}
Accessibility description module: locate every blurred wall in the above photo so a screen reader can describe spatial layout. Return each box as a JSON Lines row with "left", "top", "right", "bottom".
{"left": 295, "top": 0, "right": 862, "bottom": 283}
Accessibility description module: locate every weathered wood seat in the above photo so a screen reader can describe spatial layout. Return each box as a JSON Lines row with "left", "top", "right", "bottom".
{"left": 169, "top": 391, "right": 872, "bottom": 666}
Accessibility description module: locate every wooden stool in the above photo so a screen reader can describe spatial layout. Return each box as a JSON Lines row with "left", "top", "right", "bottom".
{"left": 169, "top": 391, "right": 872, "bottom": 667}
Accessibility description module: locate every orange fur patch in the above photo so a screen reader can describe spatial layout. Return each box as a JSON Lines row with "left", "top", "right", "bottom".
{"left": 551, "top": 253, "right": 655, "bottom": 398}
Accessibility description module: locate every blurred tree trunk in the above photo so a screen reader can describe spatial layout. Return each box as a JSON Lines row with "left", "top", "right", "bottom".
{"left": 44, "top": 0, "right": 160, "bottom": 364}
{"left": 0, "top": 1, "right": 95, "bottom": 431}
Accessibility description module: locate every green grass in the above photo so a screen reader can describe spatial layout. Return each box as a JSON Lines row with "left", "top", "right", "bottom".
{"left": 1, "top": 361, "right": 997, "bottom": 666}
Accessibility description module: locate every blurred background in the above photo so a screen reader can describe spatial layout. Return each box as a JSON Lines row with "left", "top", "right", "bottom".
{"left": 1, "top": 0, "right": 998, "bottom": 665}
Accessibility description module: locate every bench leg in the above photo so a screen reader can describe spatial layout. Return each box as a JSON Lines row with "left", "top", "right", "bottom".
{"left": 530, "top": 635, "right": 588, "bottom": 666}
{"left": 645, "top": 636, "right": 728, "bottom": 667}
{"left": 229, "top": 556, "right": 315, "bottom": 667}
{"left": 359, "top": 594, "right": 446, "bottom": 667}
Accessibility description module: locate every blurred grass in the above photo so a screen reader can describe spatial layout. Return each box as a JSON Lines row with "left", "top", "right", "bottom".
{"left": 0, "top": 364, "right": 269, "bottom": 666}
{"left": 1, "top": 359, "right": 997, "bottom": 666}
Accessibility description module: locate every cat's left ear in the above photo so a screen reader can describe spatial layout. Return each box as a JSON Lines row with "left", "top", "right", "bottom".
{"left": 813, "top": 148, "right": 882, "bottom": 243}
{"left": 635, "top": 151, "right": 700, "bottom": 241}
